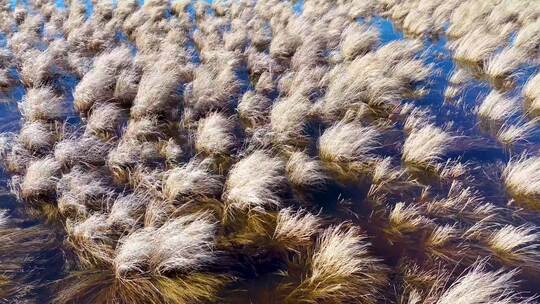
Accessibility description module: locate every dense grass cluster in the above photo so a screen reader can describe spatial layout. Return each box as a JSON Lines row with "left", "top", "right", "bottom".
{"left": 0, "top": 0, "right": 539, "bottom": 303}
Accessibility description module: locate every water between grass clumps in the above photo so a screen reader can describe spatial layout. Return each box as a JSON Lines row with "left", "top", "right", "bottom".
{"left": 0, "top": 0, "right": 539, "bottom": 301}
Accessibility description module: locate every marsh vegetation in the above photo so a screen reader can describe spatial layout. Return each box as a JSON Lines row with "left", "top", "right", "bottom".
{"left": 0, "top": 0, "right": 539, "bottom": 303}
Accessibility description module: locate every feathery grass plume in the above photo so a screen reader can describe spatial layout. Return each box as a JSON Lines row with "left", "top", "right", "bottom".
{"left": 224, "top": 28, "right": 248, "bottom": 52}
{"left": 524, "top": 73, "right": 540, "bottom": 115}
{"left": 123, "top": 116, "right": 166, "bottom": 141}
{"left": 74, "top": 46, "right": 134, "bottom": 115}
{"left": 108, "top": 192, "right": 149, "bottom": 233}
{"left": 284, "top": 224, "right": 387, "bottom": 304}
{"left": 223, "top": 150, "right": 285, "bottom": 210}
{"left": 107, "top": 139, "right": 163, "bottom": 183}
{"left": 425, "top": 181, "right": 498, "bottom": 223}
{"left": 340, "top": 23, "right": 379, "bottom": 61}
{"left": 18, "top": 87, "right": 67, "bottom": 122}
{"left": 402, "top": 124, "right": 456, "bottom": 169}
{"left": 477, "top": 90, "right": 519, "bottom": 125}
{"left": 19, "top": 121, "right": 57, "bottom": 153}
{"left": 484, "top": 47, "right": 528, "bottom": 88}
{"left": 270, "top": 92, "right": 312, "bottom": 147}
{"left": 19, "top": 49, "right": 64, "bottom": 88}
{"left": 496, "top": 120, "right": 538, "bottom": 147}
{"left": 115, "top": 0, "right": 139, "bottom": 22}
{"left": 444, "top": 68, "right": 471, "bottom": 99}
{"left": 286, "top": 151, "right": 328, "bottom": 189}
{"left": 255, "top": 71, "right": 276, "bottom": 95}
{"left": 185, "top": 64, "right": 241, "bottom": 120}
{"left": 163, "top": 159, "right": 224, "bottom": 203}
{"left": 115, "top": 213, "right": 216, "bottom": 276}
{"left": 20, "top": 157, "right": 61, "bottom": 202}
{"left": 434, "top": 262, "right": 534, "bottom": 304}
{"left": 385, "top": 202, "right": 430, "bottom": 240}
{"left": 238, "top": 91, "right": 272, "bottom": 127}
{"left": 368, "top": 157, "right": 413, "bottom": 198}
{"left": 273, "top": 207, "right": 321, "bottom": 251}
{"left": 131, "top": 66, "right": 180, "bottom": 119}
{"left": 450, "top": 28, "right": 502, "bottom": 65}
{"left": 54, "top": 135, "right": 111, "bottom": 168}
{"left": 486, "top": 224, "right": 539, "bottom": 269}
{"left": 66, "top": 213, "right": 115, "bottom": 266}
{"left": 269, "top": 30, "right": 301, "bottom": 59}
{"left": 319, "top": 120, "right": 380, "bottom": 177}
{"left": 8, "top": 31, "right": 39, "bottom": 57}
{"left": 114, "top": 68, "right": 140, "bottom": 106}
{"left": 86, "top": 103, "right": 126, "bottom": 139}
{"left": 503, "top": 154, "right": 540, "bottom": 208}
{"left": 424, "top": 224, "right": 462, "bottom": 262}
{"left": 161, "top": 138, "right": 183, "bottom": 165}
{"left": 2, "top": 139, "right": 34, "bottom": 174}
{"left": 195, "top": 112, "right": 237, "bottom": 157}
{"left": 57, "top": 168, "right": 112, "bottom": 219}
{"left": 515, "top": 19, "right": 540, "bottom": 53}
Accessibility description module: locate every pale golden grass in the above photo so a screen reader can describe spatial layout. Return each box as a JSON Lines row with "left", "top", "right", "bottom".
{"left": 195, "top": 112, "right": 237, "bottom": 156}
{"left": 270, "top": 92, "right": 312, "bottom": 146}
{"left": 385, "top": 202, "right": 430, "bottom": 239}
{"left": 319, "top": 120, "right": 380, "bottom": 170}
{"left": 524, "top": 73, "right": 540, "bottom": 114}
{"left": 435, "top": 262, "right": 534, "bottom": 304}
{"left": 286, "top": 151, "right": 328, "bottom": 189}
{"left": 503, "top": 154, "right": 540, "bottom": 207}
{"left": 477, "top": 90, "right": 519, "bottom": 124}
{"left": 115, "top": 213, "right": 216, "bottom": 276}
{"left": 487, "top": 224, "right": 539, "bottom": 269}
{"left": 223, "top": 150, "right": 285, "bottom": 210}
{"left": 238, "top": 91, "right": 272, "bottom": 127}
{"left": 285, "top": 224, "right": 387, "bottom": 304}
{"left": 20, "top": 157, "right": 61, "bottom": 202}
{"left": 86, "top": 103, "right": 126, "bottom": 139}
{"left": 273, "top": 207, "right": 321, "bottom": 250}
{"left": 54, "top": 135, "right": 111, "bottom": 168}
{"left": 19, "top": 121, "right": 57, "bottom": 152}
{"left": 402, "top": 124, "right": 456, "bottom": 169}
{"left": 163, "top": 160, "right": 223, "bottom": 203}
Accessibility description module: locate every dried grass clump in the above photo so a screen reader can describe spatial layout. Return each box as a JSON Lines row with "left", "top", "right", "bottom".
{"left": 66, "top": 213, "right": 115, "bottom": 265}
{"left": 86, "top": 103, "right": 126, "bottom": 139}
{"left": 54, "top": 135, "right": 111, "bottom": 168}
{"left": 270, "top": 93, "right": 312, "bottom": 147}
{"left": 477, "top": 91, "right": 519, "bottom": 125}
{"left": 19, "top": 122, "right": 57, "bottom": 153}
{"left": 131, "top": 67, "right": 180, "bottom": 119}
{"left": 123, "top": 116, "right": 166, "bottom": 141}
{"left": 273, "top": 207, "right": 321, "bottom": 250}
{"left": 286, "top": 151, "right": 328, "bottom": 189}
{"left": 319, "top": 121, "right": 380, "bottom": 176}
{"left": 484, "top": 48, "right": 528, "bottom": 87}
{"left": 114, "top": 213, "right": 216, "bottom": 276}
{"left": 487, "top": 224, "right": 539, "bottom": 269}
{"left": 20, "top": 157, "right": 61, "bottom": 202}
{"left": 496, "top": 120, "right": 537, "bottom": 147}
{"left": 385, "top": 202, "right": 430, "bottom": 239}
{"left": 402, "top": 124, "right": 456, "bottom": 169}
{"left": 19, "top": 49, "right": 64, "bottom": 88}
{"left": 340, "top": 23, "right": 379, "bottom": 61}
{"left": 450, "top": 29, "right": 501, "bottom": 65}
{"left": 195, "top": 113, "right": 237, "bottom": 156}
{"left": 163, "top": 160, "right": 223, "bottom": 203}
{"left": 108, "top": 193, "right": 149, "bottom": 233}
{"left": 503, "top": 155, "right": 540, "bottom": 208}
{"left": 57, "top": 168, "right": 112, "bottom": 219}
{"left": 434, "top": 262, "right": 534, "bottom": 304}
{"left": 107, "top": 139, "right": 163, "bottom": 183}
{"left": 223, "top": 150, "right": 285, "bottom": 210}
{"left": 18, "top": 87, "right": 66, "bottom": 122}
{"left": 285, "top": 224, "right": 387, "bottom": 304}
{"left": 238, "top": 91, "right": 272, "bottom": 127}
{"left": 514, "top": 19, "right": 540, "bottom": 53}
{"left": 524, "top": 73, "right": 540, "bottom": 115}
{"left": 74, "top": 46, "right": 134, "bottom": 115}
